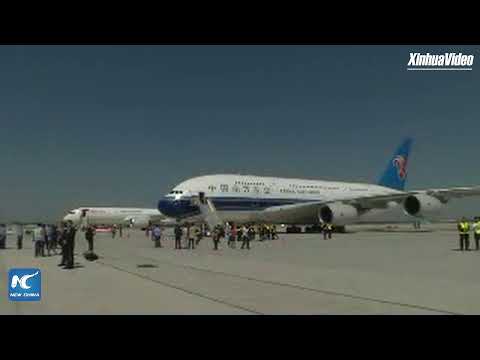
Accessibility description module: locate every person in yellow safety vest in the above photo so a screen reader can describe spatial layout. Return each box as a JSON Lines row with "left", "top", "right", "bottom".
{"left": 327, "top": 223, "right": 333, "bottom": 239}
{"left": 457, "top": 217, "right": 471, "bottom": 251}
{"left": 472, "top": 217, "right": 480, "bottom": 251}
{"left": 323, "top": 223, "right": 333, "bottom": 240}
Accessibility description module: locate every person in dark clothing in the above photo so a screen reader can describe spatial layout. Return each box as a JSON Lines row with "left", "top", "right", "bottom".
{"left": 49, "top": 225, "right": 58, "bottom": 254}
{"left": 58, "top": 223, "right": 68, "bottom": 267}
{"left": 212, "top": 225, "right": 221, "bottom": 250}
{"left": 45, "top": 225, "right": 51, "bottom": 256}
{"left": 194, "top": 226, "right": 202, "bottom": 245}
{"left": 174, "top": 225, "right": 183, "bottom": 249}
{"left": 64, "top": 221, "right": 77, "bottom": 269}
{"left": 16, "top": 224, "right": 24, "bottom": 250}
{"left": 237, "top": 225, "right": 243, "bottom": 244}
{"left": 249, "top": 225, "right": 256, "bottom": 243}
{"left": 85, "top": 225, "right": 96, "bottom": 252}
{"left": 0, "top": 224, "right": 6, "bottom": 249}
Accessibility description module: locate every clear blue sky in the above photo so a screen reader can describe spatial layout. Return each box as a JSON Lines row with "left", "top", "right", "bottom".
{"left": 1, "top": 45, "right": 480, "bottom": 222}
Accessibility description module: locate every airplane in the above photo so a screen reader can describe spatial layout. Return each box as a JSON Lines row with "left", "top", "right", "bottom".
{"left": 157, "top": 138, "right": 480, "bottom": 228}
{"left": 62, "top": 207, "right": 174, "bottom": 228}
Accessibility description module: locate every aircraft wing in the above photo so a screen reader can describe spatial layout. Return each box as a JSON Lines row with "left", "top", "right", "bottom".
{"left": 261, "top": 186, "right": 480, "bottom": 218}
{"left": 262, "top": 193, "right": 411, "bottom": 216}
{"left": 421, "top": 186, "right": 480, "bottom": 201}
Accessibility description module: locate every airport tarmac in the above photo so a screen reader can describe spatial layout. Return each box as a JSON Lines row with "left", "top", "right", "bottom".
{"left": 1, "top": 223, "right": 479, "bottom": 315}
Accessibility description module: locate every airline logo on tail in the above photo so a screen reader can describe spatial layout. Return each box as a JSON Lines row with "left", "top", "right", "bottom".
{"left": 377, "top": 138, "right": 413, "bottom": 191}
{"left": 393, "top": 155, "right": 408, "bottom": 179}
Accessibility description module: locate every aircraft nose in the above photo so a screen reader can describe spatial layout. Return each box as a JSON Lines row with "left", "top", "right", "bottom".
{"left": 157, "top": 197, "right": 178, "bottom": 217}
{"left": 158, "top": 196, "right": 198, "bottom": 218}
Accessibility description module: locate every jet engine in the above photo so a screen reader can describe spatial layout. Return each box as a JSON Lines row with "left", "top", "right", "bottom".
{"left": 319, "top": 203, "right": 359, "bottom": 225}
{"left": 403, "top": 194, "right": 444, "bottom": 217}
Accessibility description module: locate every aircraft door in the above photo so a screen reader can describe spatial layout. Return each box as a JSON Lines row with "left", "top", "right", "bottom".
{"left": 199, "top": 191, "right": 206, "bottom": 204}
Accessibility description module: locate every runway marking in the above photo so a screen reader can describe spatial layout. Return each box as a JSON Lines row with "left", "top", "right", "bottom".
{"left": 134, "top": 255, "right": 461, "bottom": 315}
{"left": 96, "top": 259, "right": 263, "bottom": 315}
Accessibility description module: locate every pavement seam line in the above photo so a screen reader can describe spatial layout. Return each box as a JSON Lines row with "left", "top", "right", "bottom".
{"left": 96, "top": 260, "right": 263, "bottom": 315}
{"left": 137, "top": 255, "right": 461, "bottom": 315}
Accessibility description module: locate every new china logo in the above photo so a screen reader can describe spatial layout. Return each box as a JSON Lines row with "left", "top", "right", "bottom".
{"left": 8, "top": 268, "right": 41, "bottom": 301}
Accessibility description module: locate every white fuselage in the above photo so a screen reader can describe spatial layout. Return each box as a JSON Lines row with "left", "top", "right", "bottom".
{"left": 158, "top": 174, "right": 406, "bottom": 224}
{"left": 63, "top": 207, "right": 165, "bottom": 227}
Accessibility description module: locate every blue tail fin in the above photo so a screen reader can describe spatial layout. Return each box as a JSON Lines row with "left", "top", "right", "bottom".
{"left": 377, "top": 138, "right": 413, "bottom": 191}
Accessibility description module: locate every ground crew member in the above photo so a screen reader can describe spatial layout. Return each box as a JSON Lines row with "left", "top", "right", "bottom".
{"left": 85, "top": 225, "right": 96, "bottom": 252}
{"left": 323, "top": 223, "right": 333, "bottom": 240}
{"left": 272, "top": 225, "right": 278, "bottom": 240}
{"left": 112, "top": 224, "right": 117, "bottom": 239}
{"left": 322, "top": 223, "right": 328, "bottom": 240}
{"left": 240, "top": 225, "right": 250, "bottom": 250}
{"left": 457, "top": 217, "right": 470, "bottom": 251}
{"left": 473, "top": 217, "right": 480, "bottom": 251}
{"left": 174, "top": 225, "right": 182, "bottom": 249}
{"left": 264, "top": 224, "right": 270, "bottom": 240}
{"left": 119, "top": 224, "right": 123, "bottom": 238}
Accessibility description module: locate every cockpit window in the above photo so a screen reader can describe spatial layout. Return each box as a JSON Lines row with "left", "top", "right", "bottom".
{"left": 68, "top": 210, "right": 76, "bottom": 215}
{"left": 169, "top": 190, "right": 184, "bottom": 194}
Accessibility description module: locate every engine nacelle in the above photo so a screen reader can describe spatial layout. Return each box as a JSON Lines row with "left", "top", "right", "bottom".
{"left": 319, "top": 203, "right": 359, "bottom": 225}
{"left": 403, "top": 194, "right": 444, "bottom": 217}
